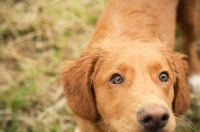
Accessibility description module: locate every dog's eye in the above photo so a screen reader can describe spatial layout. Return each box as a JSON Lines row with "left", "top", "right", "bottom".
{"left": 110, "top": 74, "right": 123, "bottom": 84}
{"left": 159, "top": 72, "right": 169, "bottom": 82}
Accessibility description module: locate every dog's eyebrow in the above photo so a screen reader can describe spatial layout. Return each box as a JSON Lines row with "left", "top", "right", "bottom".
{"left": 148, "top": 61, "right": 162, "bottom": 71}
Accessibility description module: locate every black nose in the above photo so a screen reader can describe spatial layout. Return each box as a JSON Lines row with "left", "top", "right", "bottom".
{"left": 137, "top": 105, "right": 169, "bottom": 131}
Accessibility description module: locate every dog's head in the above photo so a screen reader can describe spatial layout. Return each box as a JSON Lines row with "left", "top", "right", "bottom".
{"left": 62, "top": 41, "right": 190, "bottom": 132}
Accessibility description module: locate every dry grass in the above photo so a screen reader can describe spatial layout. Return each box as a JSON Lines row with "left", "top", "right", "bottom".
{"left": 0, "top": 0, "right": 199, "bottom": 132}
{"left": 0, "top": 0, "right": 106, "bottom": 131}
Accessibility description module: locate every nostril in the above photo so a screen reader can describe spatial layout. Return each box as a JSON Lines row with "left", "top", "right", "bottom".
{"left": 161, "top": 113, "right": 169, "bottom": 126}
{"left": 162, "top": 113, "right": 169, "bottom": 121}
{"left": 143, "top": 116, "right": 152, "bottom": 123}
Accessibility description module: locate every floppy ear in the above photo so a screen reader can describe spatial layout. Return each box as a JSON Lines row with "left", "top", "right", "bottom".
{"left": 172, "top": 53, "right": 190, "bottom": 114}
{"left": 61, "top": 50, "right": 100, "bottom": 121}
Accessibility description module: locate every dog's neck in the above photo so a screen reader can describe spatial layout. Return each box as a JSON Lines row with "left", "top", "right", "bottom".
{"left": 89, "top": 0, "right": 177, "bottom": 48}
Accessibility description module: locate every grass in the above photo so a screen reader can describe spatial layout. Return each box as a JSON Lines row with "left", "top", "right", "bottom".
{"left": 0, "top": 0, "right": 106, "bottom": 131}
{"left": 0, "top": 0, "right": 199, "bottom": 132}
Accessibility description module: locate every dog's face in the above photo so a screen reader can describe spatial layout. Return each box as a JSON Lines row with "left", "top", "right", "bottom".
{"left": 93, "top": 43, "right": 176, "bottom": 131}
{"left": 62, "top": 41, "right": 190, "bottom": 132}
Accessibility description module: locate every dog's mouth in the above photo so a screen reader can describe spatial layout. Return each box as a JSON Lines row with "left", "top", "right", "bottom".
{"left": 111, "top": 128, "right": 168, "bottom": 132}
{"left": 135, "top": 127, "right": 170, "bottom": 132}
{"left": 145, "top": 127, "right": 168, "bottom": 132}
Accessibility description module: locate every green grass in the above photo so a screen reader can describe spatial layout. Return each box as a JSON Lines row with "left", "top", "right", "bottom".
{"left": 0, "top": 0, "right": 199, "bottom": 132}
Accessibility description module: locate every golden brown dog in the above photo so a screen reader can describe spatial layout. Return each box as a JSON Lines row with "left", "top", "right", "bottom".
{"left": 62, "top": 0, "right": 200, "bottom": 131}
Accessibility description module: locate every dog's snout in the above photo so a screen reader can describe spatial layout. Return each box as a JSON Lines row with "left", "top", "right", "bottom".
{"left": 137, "top": 105, "right": 169, "bottom": 131}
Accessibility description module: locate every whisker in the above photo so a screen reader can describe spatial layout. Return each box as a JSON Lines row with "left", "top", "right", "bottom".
{"left": 176, "top": 125, "right": 184, "bottom": 132}
{"left": 175, "top": 117, "right": 188, "bottom": 132}
{"left": 105, "top": 126, "right": 112, "bottom": 132}
{"left": 175, "top": 114, "right": 197, "bottom": 132}
{"left": 90, "top": 121, "right": 105, "bottom": 126}
{"left": 176, "top": 114, "right": 197, "bottom": 132}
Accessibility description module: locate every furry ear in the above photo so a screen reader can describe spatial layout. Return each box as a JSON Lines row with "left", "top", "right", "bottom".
{"left": 172, "top": 53, "right": 190, "bottom": 114}
{"left": 61, "top": 50, "right": 100, "bottom": 121}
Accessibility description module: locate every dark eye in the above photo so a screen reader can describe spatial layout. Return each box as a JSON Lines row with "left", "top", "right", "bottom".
{"left": 159, "top": 72, "right": 169, "bottom": 82}
{"left": 110, "top": 74, "right": 124, "bottom": 84}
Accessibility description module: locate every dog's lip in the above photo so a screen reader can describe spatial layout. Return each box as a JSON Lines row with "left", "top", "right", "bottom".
{"left": 145, "top": 129, "right": 168, "bottom": 132}
{"left": 113, "top": 127, "right": 168, "bottom": 132}
{"left": 139, "top": 127, "right": 168, "bottom": 132}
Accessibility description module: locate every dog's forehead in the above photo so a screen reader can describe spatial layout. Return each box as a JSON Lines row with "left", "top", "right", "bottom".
{"left": 103, "top": 42, "right": 169, "bottom": 65}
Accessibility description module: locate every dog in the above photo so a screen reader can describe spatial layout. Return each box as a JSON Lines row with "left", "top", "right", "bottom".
{"left": 62, "top": 0, "right": 200, "bottom": 131}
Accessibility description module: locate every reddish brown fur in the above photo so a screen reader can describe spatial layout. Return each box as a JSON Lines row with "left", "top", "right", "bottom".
{"left": 172, "top": 53, "right": 190, "bottom": 114}
{"left": 62, "top": 51, "right": 100, "bottom": 121}
{"left": 62, "top": 0, "right": 199, "bottom": 131}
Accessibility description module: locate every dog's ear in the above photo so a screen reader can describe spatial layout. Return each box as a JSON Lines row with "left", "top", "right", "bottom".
{"left": 172, "top": 53, "right": 190, "bottom": 114}
{"left": 61, "top": 50, "right": 101, "bottom": 121}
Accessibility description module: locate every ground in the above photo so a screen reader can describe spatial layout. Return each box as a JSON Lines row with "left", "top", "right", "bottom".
{"left": 0, "top": 0, "right": 199, "bottom": 132}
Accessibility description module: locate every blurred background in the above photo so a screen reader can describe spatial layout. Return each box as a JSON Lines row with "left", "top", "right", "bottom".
{"left": 0, "top": 0, "right": 199, "bottom": 132}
